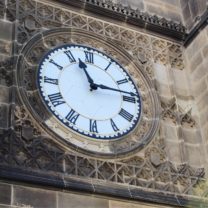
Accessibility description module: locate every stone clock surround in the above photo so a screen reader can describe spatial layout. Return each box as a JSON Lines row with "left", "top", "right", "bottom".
{"left": 0, "top": 0, "right": 208, "bottom": 207}
{"left": 16, "top": 28, "right": 159, "bottom": 158}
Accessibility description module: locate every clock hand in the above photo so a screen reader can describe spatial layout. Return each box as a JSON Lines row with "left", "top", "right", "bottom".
{"left": 78, "top": 58, "right": 95, "bottom": 87}
{"left": 91, "top": 83, "right": 137, "bottom": 96}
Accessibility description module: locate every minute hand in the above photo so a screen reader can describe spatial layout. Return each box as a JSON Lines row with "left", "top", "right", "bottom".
{"left": 93, "top": 83, "right": 137, "bottom": 96}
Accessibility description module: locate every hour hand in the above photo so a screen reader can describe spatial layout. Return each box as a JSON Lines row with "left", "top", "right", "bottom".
{"left": 78, "top": 58, "right": 94, "bottom": 84}
{"left": 91, "top": 83, "right": 137, "bottom": 96}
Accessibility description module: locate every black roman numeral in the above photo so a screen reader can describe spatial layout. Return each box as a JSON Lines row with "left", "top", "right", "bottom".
{"left": 65, "top": 109, "right": 79, "bottom": 124}
{"left": 89, "top": 119, "right": 98, "bottom": 133}
{"left": 84, "top": 51, "right": 94, "bottom": 63}
{"left": 64, "top": 50, "right": 76, "bottom": 63}
{"left": 104, "top": 62, "right": 112, "bottom": 71}
{"left": 123, "top": 95, "right": 136, "bottom": 103}
{"left": 49, "top": 59, "right": 63, "bottom": 70}
{"left": 110, "top": 119, "right": 119, "bottom": 132}
{"left": 119, "top": 108, "right": 133, "bottom": 122}
{"left": 117, "top": 78, "right": 128, "bottom": 85}
{"left": 44, "top": 76, "right": 58, "bottom": 85}
{"left": 48, "top": 92, "right": 65, "bottom": 107}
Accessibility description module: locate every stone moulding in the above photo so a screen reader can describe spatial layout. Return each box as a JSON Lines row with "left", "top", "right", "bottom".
{"left": 56, "top": 0, "right": 186, "bottom": 41}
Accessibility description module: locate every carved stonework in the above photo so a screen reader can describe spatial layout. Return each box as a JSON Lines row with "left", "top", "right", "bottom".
{"left": 0, "top": 124, "right": 205, "bottom": 198}
{"left": 161, "top": 99, "right": 196, "bottom": 128}
{"left": 9, "top": 0, "right": 184, "bottom": 73}
{"left": 74, "top": 0, "right": 186, "bottom": 37}
{"left": 0, "top": 57, "right": 14, "bottom": 86}
{"left": 0, "top": 0, "right": 207, "bottom": 207}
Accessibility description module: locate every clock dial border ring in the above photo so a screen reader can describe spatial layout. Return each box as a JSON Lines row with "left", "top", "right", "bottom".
{"left": 37, "top": 44, "right": 142, "bottom": 140}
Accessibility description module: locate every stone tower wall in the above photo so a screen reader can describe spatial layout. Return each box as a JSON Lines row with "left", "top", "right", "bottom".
{"left": 0, "top": 0, "right": 208, "bottom": 208}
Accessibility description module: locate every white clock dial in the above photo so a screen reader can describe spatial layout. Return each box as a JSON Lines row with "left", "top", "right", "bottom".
{"left": 38, "top": 44, "right": 142, "bottom": 139}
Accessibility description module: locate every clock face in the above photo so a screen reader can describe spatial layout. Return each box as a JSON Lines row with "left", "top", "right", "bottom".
{"left": 38, "top": 44, "right": 141, "bottom": 140}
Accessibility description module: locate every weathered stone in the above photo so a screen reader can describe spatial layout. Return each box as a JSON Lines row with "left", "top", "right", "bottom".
{"left": 180, "top": 0, "right": 187, "bottom": 9}
{"left": 196, "top": 92, "right": 208, "bottom": 111}
{"left": 161, "top": 121, "right": 179, "bottom": 141}
{"left": 153, "top": 63, "right": 170, "bottom": 84}
{"left": 13, "top": 186, "right": 57, "bottom": 208}
{"left": 165, "top": 140, "right": 184, "bottom": 164}
{"left": 58, "top": 193, "right": 108, "bottom": 208}
{"left": 0, "top": 104, "right": 10, "bottom": 128}
{"left": 199, "top": 108, "right": 208, "bottom": 126}
{"left": 0, "top": 20, "right": 13, "bottom": 41}
{"left": 185, "top": 143, "right": 203, "bottom": 167}
{"left": 188, "top": 0, "right": 199, "bottom": 18}
{"left": 118, "top": 0, "right": 144, "bottom": 10}
{"left": 182, "top": 127, "right": 202, "bottom": 144}
{"left": 109, "top": 200, "right": 173, "bottom": 208}
{"left": 196, "top": 0, "right": 207, "bottom": 15}
{"left": 0, "top": 1, "right": 207, "bottom": 208}
{"left": 150, "top": 151, "right": 162, "bottom": 166}
{"left": 172, "top": 69, "right": 190, "bottom": 96}
{"left": 182, "top": 3, "right": 191, "bottom": 23}
{"left": 202, "top": 45, "right": 208, "bottom": 58}
{"left": 0, "top": 85, "right": 10, "bottom": 103}
{"left": 186, "top": 31, "right": 207, "bottom": 60}
{"left": 193, "top": 78, "right": 208, "bottom": 98}
{"left": 191, "top": 63, "right": 207, "bottom": 82}
{"left": 189, "top": 52, "right": 203, "bottom": 73}
{"left": 0, "top": 183, "right": 11, "bottom": 205}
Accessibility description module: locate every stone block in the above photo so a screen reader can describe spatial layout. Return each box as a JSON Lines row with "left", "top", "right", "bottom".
{"left": 196, "top": 92, "right": 208, "bottom": 111}
{"left": 182, "top": 127, "right": 202, "bottom": 144}
{"left": 199, "top": 108, "right": 208, "bottom": 127}
{"left": 188, "top": 0, "right": 199, "bottom": 18}
{"left": 180, "top": 0, "right": 188, "bottom": 9}
{"left": 163, "top": 9, "right": 182, "bottom": 22}
{"left": 202, "top": 45, "right": 208, "bottom": 58}
{"left": 193, "top": 78, "right": 207, "bottom": 98}
{"left": 186, "top": 31, "right": 207, "bottom": 60}
{"left": 190, "top": 52, "right": 203, "bottom": 73}
{"left": 0, "top": 20, "right": 13, "bottom": 41}
{"left": 119, "top": 0, "right": 144, "bottom": 10}
{"left": 0, "top": 104, "right": 10, "bottom": 128}
{"left": 182, "top": 3, "right": 191, "bottom": 23}
{"left": 58, "top": 192, "right": 108, "bottom": 208}
{"left": 161, "top": 121, "right": 179, "bottom": 142}
{"left": 164, "top": 0, "right": 180, "bottom": 7}
{"left": 172, "top": 69, "right": 190, "bottom": 96}
{"left": 185, "top": 143, "right": 203, "bottom": 167}
{"left": 156, "top": 82, "right": 173, "bottom": 98}
{"left": 165, "top": 140, "right": 184, "bottom": 164}
{"left": 0, "top": 40, "right": 11, "bottom": 56}
{"left": 0, "top": 183, "right": 11, "bottom": 205}
{"left": 109, "top": 200, "right": 172, "bottom": 208}
{"left": 145, "top": 0, "right": 180, "bottom": 8}
{"left": 201, "top": 125, "right": 208, "bottom": 143}
{"left": 0, "top": 86, "right": 10, "bottom": 103}
{"left": 196, "top": 0, "right": 207, "bottom": 14}
{"left": 153, "top": 63, "right": 170, "bottom": 84}
{"left": 191, "top": 62, "right": 207, "bottom": 82}
{"left": 13, "top": 186, "right": 56, "bottom": 208}
{"left": 145, "top": 3, "right": 165, "bottom": 16}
